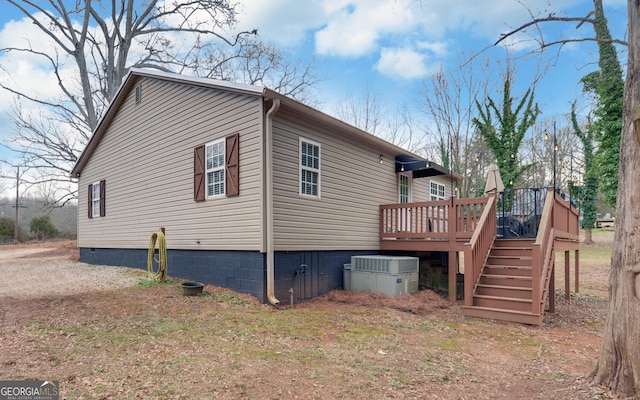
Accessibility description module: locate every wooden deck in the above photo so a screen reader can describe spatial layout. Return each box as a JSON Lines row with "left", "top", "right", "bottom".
{"left": 379, "top": 188, "right": 580, "bottom": 326}
{"left": 380, "top": 197, "right": 490, "bottom": 252}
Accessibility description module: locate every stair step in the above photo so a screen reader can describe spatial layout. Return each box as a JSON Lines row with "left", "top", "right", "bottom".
{"left": 484, "top": 265, "right": 532, "bottom": 276}
{"left": 479, "top": 275, "right": 532, "bottom": 288}
{"left": 473, "top": 294, "right": 533, "bottom": 312}
{"left": 462, "top": 306, "right": 543, "bottom": 326}
{"left": 476, "top": 284, "right": 532, "bottom": 299}
{"left": 488, "top": 254, "right": 532, "bottom": 259}
{"left": 489, "top": 247, "right": 533, "bottom": 256}
{"left": 487, "top": 255, "right": 532, "bottom": 266}
{"left": 493, "top": 239, "right": 535, "bottom": 244}
{"left": 481, "top": 274, "right": 532, "bottom": 280}
{"left": 474, "top": 294, "right": 532, "bottom": 303}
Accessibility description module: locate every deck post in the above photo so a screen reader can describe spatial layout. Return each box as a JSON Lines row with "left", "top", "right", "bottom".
{"left": 463, "top": 244, "right": 472, "bottom": 306}
{"left": 575, "top": 249, "right": 579, "bottom": 294}
{"left": 564, "top": 251, "right": 570, "bottom": 301}
{"left": 448, "top": 251, "right": 457, "bottom": 302}
{"left": 549, "top": 264, "right": 555, "bottom": 313}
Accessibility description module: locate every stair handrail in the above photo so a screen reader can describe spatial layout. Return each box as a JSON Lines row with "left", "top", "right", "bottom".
{"left": 531, "top": 188, "right": 555, "bottom": 315}
{"left": 463, "top": 193, "right": 497, "bottom": 306}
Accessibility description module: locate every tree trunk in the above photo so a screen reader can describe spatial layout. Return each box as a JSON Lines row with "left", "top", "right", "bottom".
{"left": 591, "top": 1, "right": 640, "bottom": 397}
{"left": 584, "top": 228, "right": 593, "bottom": 245}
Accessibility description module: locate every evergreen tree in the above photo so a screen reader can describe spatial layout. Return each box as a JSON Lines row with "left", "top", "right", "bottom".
{"left": 30, "top": 215, "right": 58, "bottom": 239}
{"left": 472, "top": 78, "right": 540, "bottom": 190}
{"left": 571, "top": 103, "right": 597, "bottom": 244}
{"left": 581, "top": 0, "right": 624, "bottom": 207}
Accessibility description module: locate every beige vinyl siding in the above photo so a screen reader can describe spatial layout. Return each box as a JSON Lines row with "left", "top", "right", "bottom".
{"left": 77, "top": 77, "right": 263, "bottom": 250}
{"left": 411, "top": 175, "right": 456, "bottom": 201}
{"left": 410, "top": 175, "right": 430, "bottom": 202}
{"left": 271, "top": 111, "right": 399, "bottom": 251}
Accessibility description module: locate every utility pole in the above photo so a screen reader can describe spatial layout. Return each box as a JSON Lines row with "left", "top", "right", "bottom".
{"left": 14, "top": 166, "right": 19, "bottom": 243}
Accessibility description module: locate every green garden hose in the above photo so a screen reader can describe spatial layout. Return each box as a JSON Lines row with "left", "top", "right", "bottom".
{"left": 147, "top": 231, "right": 167, "bottom": 282}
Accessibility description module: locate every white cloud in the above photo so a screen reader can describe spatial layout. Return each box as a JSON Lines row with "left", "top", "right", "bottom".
{"left": 233, "top": 0, "right": 328, "bottom": 47}
{"left": 417, "top": 41, "right": 448, "bottom": 57}
{"left": 315, "top": 0, "right": 416, "bottom": 57}
{"left": 375, "top": 47, "right": 433, "bottom": 80}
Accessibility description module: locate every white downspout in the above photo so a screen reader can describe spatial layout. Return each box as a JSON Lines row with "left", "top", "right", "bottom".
{"left": 265, "top": 98, "right": 281, "bottom": 305}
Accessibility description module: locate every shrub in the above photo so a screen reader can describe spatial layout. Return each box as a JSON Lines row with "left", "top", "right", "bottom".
{"left": 30, "top": 215, "right": 58, "bottom": 240}
{"left": 0, "top": 217, "right": 27, "bottom": 242}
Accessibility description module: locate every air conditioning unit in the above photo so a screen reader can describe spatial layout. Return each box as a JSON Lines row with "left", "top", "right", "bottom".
{"left": 350, "top": 255, "right": 419, "bottom": 296}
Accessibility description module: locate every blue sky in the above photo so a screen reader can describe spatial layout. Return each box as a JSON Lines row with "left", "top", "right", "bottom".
{"left": 0, "top": 0, "right": 629, "bottom": 180}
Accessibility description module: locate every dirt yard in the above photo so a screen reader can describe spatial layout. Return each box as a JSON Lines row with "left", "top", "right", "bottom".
{"left": 0, "top": 235, "right": 614, "bottom": 399}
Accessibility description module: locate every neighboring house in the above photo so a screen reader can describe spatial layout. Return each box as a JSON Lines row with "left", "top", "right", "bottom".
{"left": 71, "top": 68, "right": 459, "bottom": 304}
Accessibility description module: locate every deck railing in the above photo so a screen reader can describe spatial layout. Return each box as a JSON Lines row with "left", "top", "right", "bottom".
{"left": 463, "top": 194, "right": 497, "bottom": 306}
{"left": 552, "top": 191, "right": 580, "bottom": 242}
{"left": 531, "top": 188, "right": 555, "bottom": 316}
{"left": 531, "top": 188, "right": 580, "bottom": 315}
{"left": 379, "top": 197, "right": 489, "bottom": 242}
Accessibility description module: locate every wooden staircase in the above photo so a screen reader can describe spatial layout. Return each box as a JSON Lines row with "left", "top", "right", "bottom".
{"left": 463, "top": 238, "right": 546, "bottom": 326}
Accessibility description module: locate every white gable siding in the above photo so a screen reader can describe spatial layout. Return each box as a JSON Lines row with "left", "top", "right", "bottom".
{"left": 271, "top": 111, "right": 399, "bottom": 251}
{"left": 77, "top": 77, "right": 263, "bottom": 250}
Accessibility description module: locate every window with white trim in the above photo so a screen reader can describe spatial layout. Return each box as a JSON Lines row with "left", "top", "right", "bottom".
{"left": 88, "top": 180, "right": 105, "bottom": 219}
{"left": 300, "top": 138, "right": 320, "bottom": 198}
{"left": 206, "top": 139, "right": 225, "bottom": 197}
{"left": 92, "top": 182, "right": 101, "bottom": 217}
{"left": 399, "top": 173, "right": 411, "bottom": 203}
{"left": 430, "top": 181, "right": 446, "bottom": 201}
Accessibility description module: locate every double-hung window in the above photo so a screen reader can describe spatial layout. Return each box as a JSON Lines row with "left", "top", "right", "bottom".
{"left": 206, "top": 139, "right": 225, "bottom": 197}
{"left": 194, "top": 133, "right": 239, "bottom": 201}
{"left": 430, "top": 181, "right": 446, "bottom": 201}
{"left": 300, "top": 138, "right": 320, "bottom": 198}
{"left": 88, "top": 180, "right": 106, "bottom": 218}
{"left": 92, "top": 183, "right": 101, "bottom": 216}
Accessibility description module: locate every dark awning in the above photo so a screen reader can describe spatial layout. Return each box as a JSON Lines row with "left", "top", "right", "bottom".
{"left": 395, "top": 156, "right": 454, "bottom": 179}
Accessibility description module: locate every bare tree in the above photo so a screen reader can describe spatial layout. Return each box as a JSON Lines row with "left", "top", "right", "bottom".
{"left": 420, "top": 54, "right": 494, "bottom": 197}
{"left": 591, "top": 1, "right": 640, "bottom": 396}
{"left": 334, "top": 88, "right": 425, "bottom": 154}
{"left": 493, "top": 0, "right": 625, "bottom": 208}
{"left": 0, "top": 1, "right": 317, "bottom": 205}
{"left": 334, "top": 87, "right": 383, "bottom": 135}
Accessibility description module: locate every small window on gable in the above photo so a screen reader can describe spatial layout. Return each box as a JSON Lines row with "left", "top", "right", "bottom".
{"left": 430, "top": 181, "right": 446, "bottom": 201}
{"left": 135, "top": 84, "right": 142, "bottom": 104}
{"left": 88, "top": 180, "right": 106, "bottom": 218}
{"left": 300, "top": 138, "right": 320, "bottom": 198}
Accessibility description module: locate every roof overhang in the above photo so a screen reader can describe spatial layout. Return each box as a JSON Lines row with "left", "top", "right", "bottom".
{"left": 71, "top": 68, "right": 430, "bottom": 177}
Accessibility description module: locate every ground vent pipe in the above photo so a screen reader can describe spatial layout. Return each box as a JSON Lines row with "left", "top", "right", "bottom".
{"left": 265, "top": 98, "right": 281, "bottom": 305}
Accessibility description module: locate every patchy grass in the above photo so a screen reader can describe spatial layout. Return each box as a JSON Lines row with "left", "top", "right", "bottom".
{"left": 0, "top": 238, "right": 615, "bottom": 399}
{"left": 0, "top": 281, "right": 611, "bottom": 399}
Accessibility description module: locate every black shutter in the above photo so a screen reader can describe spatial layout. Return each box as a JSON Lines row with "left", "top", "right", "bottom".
{"left": 225, "top": 133, "right": 239, "bottom": 196}
{"left": 194, "top": 145, "right": 205, "bottom": 201}
{"left": 99, "top": 180, "right": 106, "bottom": 217}
{"left": 88, "top": 184, "right": 93, "bottom": 219}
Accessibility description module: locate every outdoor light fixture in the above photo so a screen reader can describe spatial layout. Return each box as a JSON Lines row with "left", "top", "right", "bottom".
{"left": 400, "top": 165, "right": 405, "bottom": 172}
{"left": 379, "top": 154, "right": 383, "bottom": 164}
